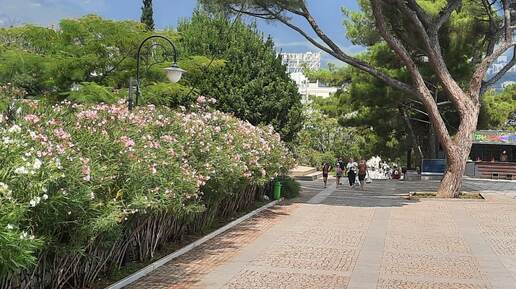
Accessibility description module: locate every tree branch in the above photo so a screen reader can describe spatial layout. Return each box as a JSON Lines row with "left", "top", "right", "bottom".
{"left": 470, "top": 0, "right": 516, "bottom": 100}
{"left": 474, "top": 43, "right": 516, "bottom": 94}
{"left": 370, "top": 0, "right": 453, "bottom": 151}
{"left": 252, "top": 3, "right": 416, "bottom": 95}
{"left": 481, "top": 46, "right": 516, "bottom": 94}
{"left": 503, "top": 0, "right": 512, "bottom": 42}
{"left": 436, "top": 0, "right": 462, "bottom": 29}
{"left": 405, "top": 0, "right": 432, "bottom": 28}
{"left": 396, "top": 0, "right": 471, "bottom": 115}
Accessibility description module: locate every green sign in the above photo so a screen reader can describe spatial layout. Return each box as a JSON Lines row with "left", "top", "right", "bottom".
{"left": 472, "top": 131, "right": 516, "bottom": 145}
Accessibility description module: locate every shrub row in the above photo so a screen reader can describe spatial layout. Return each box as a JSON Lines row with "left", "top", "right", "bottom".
{"left": 0, "top": 99, "right": 294, "bottom": 289}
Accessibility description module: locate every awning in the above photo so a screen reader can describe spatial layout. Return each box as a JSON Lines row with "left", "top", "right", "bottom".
{"left": 472, "top": 130, "right": 516, "bottom": 145}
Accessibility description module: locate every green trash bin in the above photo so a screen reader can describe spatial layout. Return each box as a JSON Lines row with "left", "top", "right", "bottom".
{"left": 273, "top": 181, "right": 282, "bottom": 200}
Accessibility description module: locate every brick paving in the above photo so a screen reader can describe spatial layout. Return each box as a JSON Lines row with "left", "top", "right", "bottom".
{"left": 123, "top": 179, "right": 516, "bottom": 289}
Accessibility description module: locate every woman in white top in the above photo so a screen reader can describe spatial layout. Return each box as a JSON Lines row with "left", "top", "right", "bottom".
{"left": 346, "top": 158, "right": 358, "bottom": 187}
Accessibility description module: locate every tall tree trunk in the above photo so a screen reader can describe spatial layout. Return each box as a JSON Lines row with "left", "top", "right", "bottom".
{"left": 436, "top": 106, "right": 479, "bottom": 198}
{"left": 429, "top": 123, "right": 437, "bottom": 158}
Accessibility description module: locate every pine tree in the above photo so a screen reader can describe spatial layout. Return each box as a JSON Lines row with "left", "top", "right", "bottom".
{"left": 140, "top": 0, "right": 154, "bottom": 31}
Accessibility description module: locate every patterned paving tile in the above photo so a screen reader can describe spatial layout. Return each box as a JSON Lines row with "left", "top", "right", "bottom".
{"left": 221, "top": 270, "right": 349, "bottom": 289}
{"left": 377, "top": 279, "right": 490, "bottom": 289}
{"left": 380, "top": 252, "right": 484, "bottom": 279}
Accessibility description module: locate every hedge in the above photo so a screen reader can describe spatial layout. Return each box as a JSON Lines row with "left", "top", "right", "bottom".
{"left": 0, "top": 98, "right": 294, "bottom": 289}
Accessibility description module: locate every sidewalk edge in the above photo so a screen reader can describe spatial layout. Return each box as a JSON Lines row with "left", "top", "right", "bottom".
{"left": 104, "top": 198, "right": 283, "bottom": 289}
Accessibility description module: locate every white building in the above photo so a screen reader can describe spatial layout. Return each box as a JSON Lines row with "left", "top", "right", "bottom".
{"left": 280, "top": 52, "right": 321, "bottom": 73}
{"left": 290, "top": 72, "right": 340, "bottom": 103}
{"left": 280, "top": 52, "right": 340, "bottom": 103}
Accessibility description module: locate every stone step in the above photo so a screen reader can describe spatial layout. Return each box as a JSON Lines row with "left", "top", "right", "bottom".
{"left": 294, "top": 171, "right": 323, "bottom": 181}
{"left": 289, "top": 165, "right": 317, "bottom": 177}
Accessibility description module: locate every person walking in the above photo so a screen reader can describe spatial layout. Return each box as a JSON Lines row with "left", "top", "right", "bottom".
{"left": 335, "top": 162, "right": 343, "bottom": 187}
{"left": 321, "top": 162, "right": 331, "bottom": 188}
{"left": 357, "top": 159, "right": 368, "bottom": 190}
{"left": 336, "top": 158, "right": 345, "bottom": 186}
{"left": 346, "top": 158, "right": 358, "bottom": 188}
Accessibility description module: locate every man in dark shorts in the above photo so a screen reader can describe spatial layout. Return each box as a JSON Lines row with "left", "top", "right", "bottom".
{"left": 322, "top": 162, "right": 331, "bottom": 188}
{"left": 357, "top": 159, "right": 368, "bottom": 190}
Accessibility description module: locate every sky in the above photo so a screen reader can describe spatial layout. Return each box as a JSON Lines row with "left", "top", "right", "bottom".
{"left": 0, "top": 0, "right": 364, "bottom": 66}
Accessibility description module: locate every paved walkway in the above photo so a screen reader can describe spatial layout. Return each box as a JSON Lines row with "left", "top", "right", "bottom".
{"left": 124, "top": 180, "right": 516, "bottom": 289}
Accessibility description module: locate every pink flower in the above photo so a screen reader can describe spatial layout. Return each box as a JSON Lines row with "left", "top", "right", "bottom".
{"left": 161, "top": 135, "right": 175, "bottom": 142}
{"left": 196, "top": 96, "right": 206, "bottom": 104}
{"left": 147, "top": 141, "right": 160, "bottom": 149}
{"left": 77, "top": 110, "right": 98, "bottom": 120}
{"left": 120, "top": 136, "right": 135, "bottom": 149}
{"left": 23, "top": 114, "right": 40, "bottom": 124}
{"left": 53, "top": 128, "right": 71, "bottom": 140}
{"left": 81, "top": 158, "right": 91, "bottom": 181}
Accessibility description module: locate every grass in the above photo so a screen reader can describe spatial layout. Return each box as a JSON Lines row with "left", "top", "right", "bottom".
{"left": 408, "top": 191, "right": 484, "bottom": 200}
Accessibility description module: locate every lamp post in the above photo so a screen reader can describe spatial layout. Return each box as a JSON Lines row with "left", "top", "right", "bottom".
{"left": 128, "top": 35, "right": 186, "bottom": 110}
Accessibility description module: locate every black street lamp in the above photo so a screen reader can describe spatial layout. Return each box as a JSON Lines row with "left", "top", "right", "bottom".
{"left": 128, "top": 35, "right": 186, "bottom": 110}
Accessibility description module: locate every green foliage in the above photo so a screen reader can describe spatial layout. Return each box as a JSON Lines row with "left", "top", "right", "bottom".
{"left": 277, "top": 176, "right": 300, "bottom": 199}
{"left": 294, "top": 107, "right": 373, "bottom": 167}
{"left": 342, "top": 0, "right": 380, "bottom": 46}
{"left": 0, "top": 14, "right": 301, "bottom": 142}
{"left": 140, "top": 0, "right": 155, "bottom": 31}
{"left": 178, "top": 12, "right": 304, "bottom": 141}
{"left": 304, "top": 65, "right": 350, "bottom": 87}
{"left": 141, "top": 82, "right": 194, "bottom": 106}
{"left": 479, "top": 85, "right": 516, "bottom": 131}
{"left": 68, "top": 82, "right": 120, "bottom": 104}
{"left": 0, "top": 16, "right": 146, "bottom": 95}
{"left": 0, "top": 100, "right": 294, "bottom": 281}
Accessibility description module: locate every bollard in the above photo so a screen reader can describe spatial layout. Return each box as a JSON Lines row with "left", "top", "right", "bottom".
{"left": 273, "top": 181, "right": 282, "bottom": 200}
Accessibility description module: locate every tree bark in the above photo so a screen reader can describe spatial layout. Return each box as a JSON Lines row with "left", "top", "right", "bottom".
{"left": 436, "top": 105, "right": 479, "bottom": 198}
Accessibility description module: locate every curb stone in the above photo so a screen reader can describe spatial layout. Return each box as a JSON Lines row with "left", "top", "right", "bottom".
{"left": 105, "top": 198, "right": 283, "bottom": 289}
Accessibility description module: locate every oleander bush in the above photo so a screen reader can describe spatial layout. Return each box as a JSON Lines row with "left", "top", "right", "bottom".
{"left": 0, "top": 98, "right": 294, "bottom": 289}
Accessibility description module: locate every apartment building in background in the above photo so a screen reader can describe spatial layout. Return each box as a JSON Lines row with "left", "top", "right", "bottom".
{"left": 280, "top": 52, "right": 340, "bottom": 103}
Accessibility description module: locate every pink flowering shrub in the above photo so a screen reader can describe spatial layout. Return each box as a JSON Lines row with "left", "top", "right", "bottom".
{"left": 0, "top": 100, "right": 294, "bottom": 287}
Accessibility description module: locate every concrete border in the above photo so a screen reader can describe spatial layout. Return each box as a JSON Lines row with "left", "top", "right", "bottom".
{"left": 105, "top": 198, "right": 283, "bottom": 289}
{"left": 463, "top": 176, "right": 516, "bottom": 183}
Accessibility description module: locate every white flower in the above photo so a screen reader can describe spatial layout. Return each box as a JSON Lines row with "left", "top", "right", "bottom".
{"left": 20, "top": 231, "right": 28, "bottom": 239}
{"left": 42, "top": 194, "right": 48, "bottom": 200}
{"left": 14, "top": 167, "right": 29, "bottom": 174}
{"left": 8, "top": 125, "right": 21, "bottom": 133}
{"left": 90, "top": 192, "right": 95, "bottom": 199}
{"left": 29, "top": 196, "right": 41, "bottom": 207}
{"left": 32, "top": 158, "right": 42, "bottom": 170}
{"left": 0, "top": 182, "right": 8, "bottom": 192}
{"left": 55, "top": 158, "right": 62, "bottom": 169}
{"left": 6, "top": 224, "right": 14, "bottom": 230}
